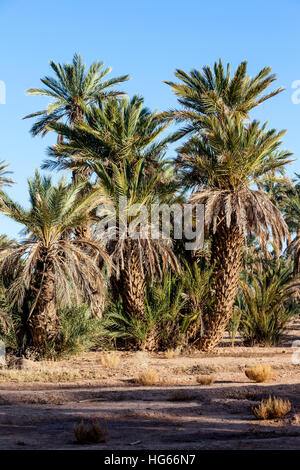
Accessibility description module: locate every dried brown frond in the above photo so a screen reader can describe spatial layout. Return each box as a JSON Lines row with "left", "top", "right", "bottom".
{"left": 191, "top": 187, "right": 288, "bottom": 250}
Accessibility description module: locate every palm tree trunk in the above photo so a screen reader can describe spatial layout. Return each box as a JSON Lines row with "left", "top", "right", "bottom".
{"left": 73, "top": 225, "right": 105, "bottom": 318}
{"left": 198, "top": 220, "right": 244, "bottom": 351}
{"left": 294, "top": 228, "right": 300, "bottom": 275}
{"left": 28, "top": 252, "right": 59, "bottom": 351}
{"left": 120, "top": 241, "right": 145, "bottom": 320}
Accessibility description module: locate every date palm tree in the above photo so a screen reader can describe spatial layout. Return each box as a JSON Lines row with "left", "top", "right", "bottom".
{"left": 24, "top": 53, "right": 129, "bottom": 144}
{"left": 93, "top": 159, "right": 179, "bottom": 320}
{"left": 164, "top": 60, "right": 291, "bottom": 350}
{"left": 180, "top": 114, "right": 291, "bottom": 350}
{"left": 0, "top": 172, "right": 109, "bottom": 354}
{"left": 43, "top": 95, "right": 171, "bottom": 177}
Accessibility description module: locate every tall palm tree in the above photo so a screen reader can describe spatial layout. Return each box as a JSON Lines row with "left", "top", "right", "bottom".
{"left": 24, "top": 54, "right": 129, "bottom": 252}
{"left": 164, "top": 60, "right": 291, "bottom": 351}
{"left": 180, "top": 114, "right": 291, "bottom": 350}
{"left": 0, "top": 172, "right": 109, "bottom": 353}
{"left": 93, "top": 159, "right": 179, "bottom": 320}
{"left": 43, "top": 95, "right": 171, "bottom": 177}
{"left": 43, "top": 95, "right": 173, "bottom": 316}
{"left": 24, "top": 53, "right": 129, "bottom": 145}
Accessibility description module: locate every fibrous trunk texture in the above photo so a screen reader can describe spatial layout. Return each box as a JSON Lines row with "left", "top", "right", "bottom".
{"left": 293, "top": 228, "right": 300, "bottom": 275}
{"left": 120, "top": 241, "right": 145, "bottom": 320}
{"left": 73, "top": 225, "right": 105, "bottom": 318}
{"left": 198, "top": 220, "right": 244, "bottom": 351}
{"left": 28, "top": 251, "right": 59, "bottom": 351}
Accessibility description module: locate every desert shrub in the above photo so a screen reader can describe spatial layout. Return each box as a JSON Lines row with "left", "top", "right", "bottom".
{"left": 0, "top": 303, "right": 105, "bottom": 358}
{"left": 74, "top": 420, "right": 108, "bottom": 444}
{"left": 196, "top": 374, "right": 216, "bottom": 385}
{"left": 180, "top": 261, "right": 214, "bottom": 345}
{"left": 253, "top": 395, "right": 291, "bottom": 420}
{"left": 102, "top": 272, "right": 186, "bottom": 351}
{"left": 169, "top": 390, "right": 191, "bottom": 401}
{"left": 245, "top": 364, "right": 276, "bottom": 383}
{"left": 100, "top": 352, "right": 120, "bottom": 368}
{"left": 136, "top": 368, "right": 160, "bottom": 385}
{"left": 102, "top": 265, "right": 213, "bottom": 351}
{"left": 0, "top": 314, "right": 19, "bottom": 353}
{"left": 238, "top": 262, "right": 300, "bottom": 345}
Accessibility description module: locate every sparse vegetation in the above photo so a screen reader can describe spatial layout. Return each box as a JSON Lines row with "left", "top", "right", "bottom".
{"left": 0, "top": 365, "right": 104, "bottom": 383}
{"left": 100, "top": 352, "right": 120, "bottom": 368}
{"left": 136, "top": 368, "right": 160, "bottom": 386}
{"left": 164, "top": 349, "right": 180, "bottom": 359}
{"left": 253, "top": 395, "right": 291, "bottom": 420}
{"left": 245, "top": 364, "right": 276, "bottom": 383}
{"left": 74, "top": 420, "right": 108, "bottom": 444}
{"left": 196, "top": 375, "right": 216, "bottom": 385}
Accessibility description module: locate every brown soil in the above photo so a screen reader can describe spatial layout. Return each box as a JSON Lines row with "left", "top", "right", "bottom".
{"left": 0, "top": 324, "right": 299, "bottom": 450}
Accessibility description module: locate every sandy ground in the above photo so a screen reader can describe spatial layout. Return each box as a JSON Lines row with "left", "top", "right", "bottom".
{"left": 0, "top": 323, "right": 299, "bottom": 450}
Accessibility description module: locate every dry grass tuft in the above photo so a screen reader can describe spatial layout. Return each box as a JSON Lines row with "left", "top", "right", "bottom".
{"left": 0, "top": 366, "right": 104, "bottom": 383}
{"left": 245, "top": 364, "right": 276, "bottom": 383}
{"left": 100, "top": 352, "right": 120, "bottom": 369}
{"left": 136, "top": 368, "right": 160, "bottom": 386}
{"left": 169, "top": 390, "right": 191, "bottom": 401}
{"left": 196, "top": 374, "right": 216, "bottom": 385}
{"left": 164, "top": 349, "right": 180, "bottom": 359}
{"left": 74, "top": 420, "right": 108, "bottom": 444}
{"left": 253, "top": 395, "right": 291, "bottom": 420}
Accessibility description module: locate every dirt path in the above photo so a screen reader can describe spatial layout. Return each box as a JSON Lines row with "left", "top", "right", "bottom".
{"left": 0, "top": 339, "right": 300, "bottom": 449}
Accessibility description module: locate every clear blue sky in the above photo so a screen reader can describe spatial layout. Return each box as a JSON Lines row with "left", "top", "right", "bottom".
{"left": 0, "top": 0, "right": 300, "bottom": 237}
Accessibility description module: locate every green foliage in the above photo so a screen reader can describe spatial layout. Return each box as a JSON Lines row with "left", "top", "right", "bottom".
{"left": 55, "top": 304, "right": 104, "bottom": 356}
{"left": 101, "top": 272, "right": 185, "bottom": 350}
{"left": 24, "top": 53, "right": 129, "bottom": 136}
{"left": 227, "top": 304, "right": 242, "bottom": 347}
{"left": 101, "top": 264, "right": 213, "bottom": 351}
{"left": 180, "top": 260, "right": 213, "bottom": 337}
{"left": 238, "top": 260, "right": 300, "bottom": 345}
{"left": 0, "top": 314, "right": 19, "bottom": 352}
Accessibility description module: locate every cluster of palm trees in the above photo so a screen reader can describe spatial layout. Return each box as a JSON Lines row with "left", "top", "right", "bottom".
{"left": 0, "top": 54, "right": 299, "bottom": 357}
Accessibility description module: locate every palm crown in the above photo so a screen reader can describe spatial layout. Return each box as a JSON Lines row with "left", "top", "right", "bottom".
{"left": 44, "top": 95, "right": 171, "bottom": 176}
{"left": 24, "top": 53, "right": 130, "bottom": 136}
{"left": 164, "top": 59, "right": 284, "bottom": 139}
{"left": 186, "top": 114, "right": 291, "bottom": 249}
{"left": 93, "top": 158, "right": 179, "bottom": 280}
